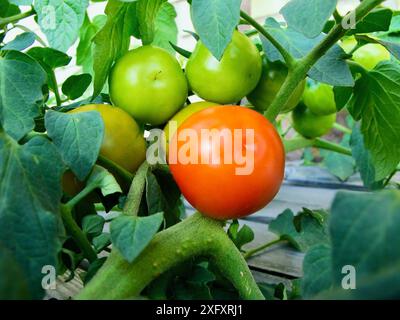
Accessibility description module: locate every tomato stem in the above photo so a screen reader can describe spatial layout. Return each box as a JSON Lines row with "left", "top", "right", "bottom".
{"left": 97, "top": 155, "right": 134, "bottom": 183}
{"left": 239, "top": 10, "right": 296, "bottom": 69}
{"left": 76, "top": 213, "right": 264, "bottom": 300}
{"left": 314, "top": 138, "right": 352, "bottom": 156}
{"left": 264, "top": 0, "right": 385, "bottom": 121}
{"left": 60, "top": 205, "right": 97, "bottom": 263}
{"left": 333, "top": 122, "right": 352, "bottom": 135}
{"left": 123, "top": 161, "right": 149, "bottom": 216}
{"left": 0, "top": 9, "right": 35, "bottom": 28}
{"left": 284, "top": 136, "right": 352, "bottom": 156}
{"left": 243, "top": 238, "right": 284, "bottom": 260}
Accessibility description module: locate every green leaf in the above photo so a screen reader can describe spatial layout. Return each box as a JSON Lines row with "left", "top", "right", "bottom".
{"left": 2, "top": 32, "right": 35, "bottom": 51}
{"left": 76, "top": 14, "right": 107, "bottom": 73}
{"left": 0, "top": 135, "right": 65, "bottom": 299}
{"left": 86, "top": 165, "right": 122, "bottom": 196}
{"left": 347, "top": 61, "right": 400, "bottom": 180}
{"left": 0, "top": 50, "right": 47, "bottom": 140}
{"left": 333, "top": 86, "right": 353, "bottom": 111}
{"left": 0, "top": 0, "right": 20, "bottom": 17}
{"left": 262, "top": 18, "right": 354, "bottom": 87}
{"left": 348, "top": 8, "right": 393, "bottom": 35}
{"left": 82, "top": 215, "right": 105, "bottom": 238}
{"left": 45, "top": 110, "right": 104, "bottom": 181}
{"left": 84, "top": 257, "right": 106, "bottom": 284}
{"left": 62, "top": 73, "right": 92, "bottom": 100}
{"left": 228, "top": 220, "right": 255, "bottom": 251}
{"left": 92, "top": 0, "right": 136, "bottom": 99}
{"left": 34, "top": 0, "right": 89, "bottom": 52}
{"left": 136, "top": 0, "right": 165, "bottom": 45}
{"left": 9, "top": 0, "right": 32, "bottom": 5}
{"left": 301, "top": 244, "right": 332, "bottom": 298}
{"left": 191, "top": 0, "right": 241, "bottom": 60}
{"left": 269, "top": 208, "right": 329, "bottom": 252}
{"left": 92, "top": 233, "right": 111, "bottom": 253}
{"left": 152, "top": 1, "right": 177, "bottom": 53}
{"left": 321, "top": 135, "right": 355, "bottom": 181}
{"left": 350, "top": 125, "right": 384, "bottom": 190}
{"left": 0, "top": 243, "right": 30, "bottom": 300}
{"left": 328, "top": 191, "right": 400, "bottom": 299}
{"left": 110, "top": 212, "right": 164, "bottom": 263}
{"left": 281, "top": 0, "right": 337, "bottom": 39}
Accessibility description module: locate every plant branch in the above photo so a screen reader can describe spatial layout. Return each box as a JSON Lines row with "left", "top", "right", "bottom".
{"left": 122, "top": 161, "right": 149, "bottom": 216}
{"left": 60, "top": 205, "right": 97, "bottom": 263}
{"left": 264, "top": 0, "right": 385, "bottom": 121}
{"left": 76, "top": 213, "right": 264, "bottom": 300}
{"left": 97, "top": 155, "right": 133, "bottom": 183}
{"left": 65, "top": 183, "right": 97, "bottom": 210}
{"left": 284, "top": 136, "right": 352, "bottom": 156}
{"left": 243, "top": 238, "right": 283, "bottom": 259}
{"left": 240, "top": 10, "right": 296, "bottom": 68}
{"left": 314, "top": 138, "right": 352, "bottom": 156}
{"left": 0, "top": 9, "right": 35, "bottom": 28}
{"left": 333, "top": 122, "right": 352, "bottom": 135}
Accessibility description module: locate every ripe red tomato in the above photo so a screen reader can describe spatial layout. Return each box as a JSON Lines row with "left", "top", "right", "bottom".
{"left": 168, "top": 106, "right": 285, "bottom": 220}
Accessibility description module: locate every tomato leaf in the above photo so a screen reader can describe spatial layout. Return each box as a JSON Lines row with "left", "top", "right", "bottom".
{"left": 34, "top": 0, "right": 89, "bottom": 52}
{"left": 136, "top": 0, "right": 166, "bottom": 45}
{"left": 45, "top": 110, "right": 104, "bottom": 181}
{"left": 347, "top": 61, "right": 400, "bottom": 181}
{"left": 301, "top": 244, "right": 332, "bottom": 298}
{"left": 62, "top": 73, "right": 92, "bottom": 100}
{"left": 1, "top": 32, "right": 35, "bottom": 51}
{"left": 227, "top": 220, "right": 255, "bottom": 251}
{"left": 262, "top": 18, "right": 354, "bottom": 87}
{"left": 191, "top": 0, "right": 241, "bottom": 60}
{"left": 110, "top": 212, "right": 164, "bottom": 263}
{"left": 86, "top": 165, "right": 122, "bottom": 197}
{"left": 8, "top": 0, "right": 32, "bottom": 5}
{"left": 0, "top": 0, "right": 20, "bottom": 17}
{"left": 0, "top": 134, "right": 65, "bottom": 299}
{"left": 347, "top": 7, "right": 393, "bottom": 35}
{"left": 0, "top": 50, "right": 47, "bottom": 140}
{"left": 152, "top": 1, "right": 178, "bottom": 54}
{"left": 281, "top": 0, "right": 337, "bottom": 39}
{"left": 269, "top": 208, "right": 329, "bottom": 252}
{"left": 92, "top": 233, "right": 111, "bottom": 253}
{"left": 92, "top": 0, "right": 136, "bottom": 99}
{"left": 82, "top": 215, "right": 105, "bottom": 238}
{"left": 350, "top": 125, "right": 384, "bottom": 190}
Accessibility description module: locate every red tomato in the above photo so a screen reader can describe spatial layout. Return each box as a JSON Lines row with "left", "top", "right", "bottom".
{"left": 168, "top": 106, "right": 285, "bottom": 220}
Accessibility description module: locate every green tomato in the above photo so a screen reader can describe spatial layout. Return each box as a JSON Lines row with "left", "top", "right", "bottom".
{"left": 341, "top": 37, "right": 391, "bottom": 70}
{"left": 292, "top": 103, "right": 336, "bottom": 139}
{"left": 185, "top": 30, "right": 262, "bottom": 104}
{"left": 109, "top": 45, "right": 188, "bottom": 125}
{"left": 247, "top": 61, "right": 306, "bottom": 113}
{"left": 302, "top": 80, "right": 337, "bottom": 116}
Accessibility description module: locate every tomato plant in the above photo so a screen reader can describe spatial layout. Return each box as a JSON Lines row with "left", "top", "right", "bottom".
{"left": 1, "top": 0, "right": 400, "bottom": 303}
{"left": 168, "top": 106, "right": 285, "bottom": 220}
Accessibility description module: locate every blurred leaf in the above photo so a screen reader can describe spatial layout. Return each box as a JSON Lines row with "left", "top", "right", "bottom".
{"left": 0, "top": 135, "right": 65, "bottom": 299}
{"left": 191, "top": 0, "right": 241, "bottom": 60}
{"left": 34, "top": 0, "right": 89, "bottom": 52}
{"left": 227, "top": 220, "right": 255, "bottom": 251}
{"left": 0, "top": 50, "right": 47, "bottom": 140}
{"left": 152, "top": 1, "right": 177, "bottom": 53}
{"left": 0, "top": 0, "right": 20, "bottom": 17}
{"left": 82, "top": 215, "right": 105, "bottom": 238}
{"left": 92, "top": 233, "right": 111, "bottom": 253}
{"left": 281, "top": 0, "right": 337, "bottom": 39}
{"left": 348, "top": 8, "right": 393, "bottom": 35}
{"left": 2, "top": 32, "right": 35, "bottom": 51}
{"left": 110, "top": 212, "right": 164, "bottom": 263}
{"left": 45, "top": 110, "right": 104, "bottom": 181}
{"left": 136, "top": 0, "right": 165, "bottom": 45}
{"left": 84, "top": 257, "right": 107, "bottom": 284}
{"left": 62, "top": 73, "right": 92, "bottom": 100}
{"left": 86, "top": 165, "right": 122, "bottom": 197}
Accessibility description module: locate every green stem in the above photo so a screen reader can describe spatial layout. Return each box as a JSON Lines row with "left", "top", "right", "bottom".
{"left": 50, "top": 70, "right": 62, "bottom": 106}
{"left": 243, "top": 238, "right": 283, "bottom": 260}
{"left": 122, "top": 161, "right": 149, "bottom": 216}
{"left": 333, "top": 9, "right": 342, "bottom": 24}
{"left": 76, "top": 213, "right": 264, "bottom": 300}
{"left": 97, "top": 155, "right": 133, "bottom": 184}
{"left": 314, "top": 138, "right": 352, "bottom": 156}
{"left": 284, "top": 137, "right": 314, "bottom": 153}
{"left": 240, "top": 10, "right": 295, "bottom": 68}
{"left": 13, "top": 24, "right": 47, "bottom": 46}
{"left": 264, "top": 0, "right": 385, "bottom": 121}
{"left": 333, "top": 122, "right": 352, "bottom": 135}
{"left": 60, "top": 205, "right": 97, "bottom": 263}
{"left": 0, "top": 9, "right": 35, "bottom": 28}
{"left": 65, "top": 183, "right": 97, "bottom": 211}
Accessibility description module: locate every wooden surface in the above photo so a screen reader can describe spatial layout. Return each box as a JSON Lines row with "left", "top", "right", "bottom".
{"left": 48, "top": 165, "right": 370, "bottom": 299}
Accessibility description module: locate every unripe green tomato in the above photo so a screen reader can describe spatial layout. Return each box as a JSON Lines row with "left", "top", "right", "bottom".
{"left": 109, "top": 46, "right": 188, "bottom": 125}
{"left": 247, "top": 61, "right": 306, "bottom": 113}
{"left": 341, "top": 37, "right": 391, "bottom": 70}
{"left": 185, "top": 30, "right": 262, "bottom": 104}
{"left": 292, "top": 103, "right": 336, "bottom": 139}
{"left": 302, "top": 80, "right": 336, "bottom": 116}
{"left": 164, "top": 101, "right": 219, "bottom": 145}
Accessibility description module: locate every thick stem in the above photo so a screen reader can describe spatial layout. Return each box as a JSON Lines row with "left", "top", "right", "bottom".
{"left": 264, "top": 0, "right": 385, "bottom": 121}
{"left": 243, "top": 238, "right": 283, "bottom": 260}
{"left": 314, "top": 138, "right": 352, "bottom": 156}
{"left": 0, "top": 9, "right": 35, "bottom": 28}
{"left": 333, "top": 122, "right": 352, "bottom": 135}
{"left": 284, "top": 137, "right": 352, "bottom": 156}
{"left": 123, "top": 161, "right": 149, "bottom": 216}
{"left": 60, "top": 205, "right": 97, "bottom": 263}
{"left": 76, "top": 213, "right": 264, "bottom": 300}
{"left": 50, "top": 70, "right": 62, "bottom": 106}
{"left": 240, "top": 10, "right": 295, "bottom": 68}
